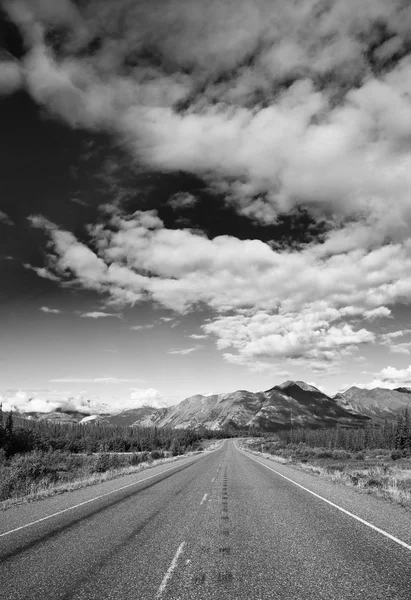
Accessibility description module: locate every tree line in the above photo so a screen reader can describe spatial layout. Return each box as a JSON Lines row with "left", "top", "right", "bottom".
{"left": 0, "top": 406, "right": 229, "bottom": 458}
{"left": 276, "top": 409, "right": 411, "bottom": 455}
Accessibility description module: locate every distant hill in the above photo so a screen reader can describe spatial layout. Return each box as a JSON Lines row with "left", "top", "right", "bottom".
{"left": 15, "top": 379, "right": 411, "bottom": 432}
{"left": 334, "top": 386, "right": 411, "bottom": 424}
{"left": 395, "top": 387, "right": 411, "bottom": 394}
{"left": 130, "top": 381, "right": 368, "bottom": 432}
{"left": 104, "top": 406, "right": 162, "bottom": 427}
{"left": 24, "top": 410, "right": 91, "bottom": 424}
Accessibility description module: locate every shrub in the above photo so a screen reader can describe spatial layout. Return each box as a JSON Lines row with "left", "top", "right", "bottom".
{"left": 0, "top": 449, "right": 7, "bottom": 465}
{"left": 326, "top": 463, "right": 345, "bottom": 472}
{"left": 130, "top": 453, "right": 144, "bottom": 466}
{"left": 367, "top": 448, "right": 390, "bottom": 458}
{"left": 331, "top": 449, "right": 351, "bottom": 460}
{"left": 315, "top": 449, "right": 333, "bottom": 458}
{"left": 365, "top": 477, "right": 383, "bottom": 488}
{"left": 354, "top": 451, "right": 366, "bottom": 460}
{"left": 150, "top": 450, "right": 164, "bottom": 460}
{"left": 391, "top": 449, "right": 403, "bottom": 461}
{"left": 93, "top": 453, "right": 113, "bottom": 473}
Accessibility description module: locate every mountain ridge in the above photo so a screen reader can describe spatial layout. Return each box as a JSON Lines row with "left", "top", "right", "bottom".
{"left": 8, "top": 380, "right": 411, "bottom": 432}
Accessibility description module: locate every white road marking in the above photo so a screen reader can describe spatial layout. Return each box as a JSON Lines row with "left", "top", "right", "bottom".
{"left": 211, "top": 477, "right": 215, "bottom": 483}
{"left": 0, "top": 458, "right": 201, "bottom": 539}
{"left": 200, "top": 493, "right": 208, "bottom": 505}
{"left": 156, "top": 541, "right": 186, "bottom": 598}
{"left": 240, "top": 449, "right": 411, "bottom": 552}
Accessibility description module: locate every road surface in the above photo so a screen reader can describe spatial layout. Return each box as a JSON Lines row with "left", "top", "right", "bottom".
{"left": 1, "top": 440, "right": 411, "bottom": 599}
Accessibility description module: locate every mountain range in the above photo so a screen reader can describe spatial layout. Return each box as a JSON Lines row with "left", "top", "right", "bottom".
{"left": 9, "top": 380, "right": 411, "bottom": 432}
{"left": 333, "top": 386, "right": 411, "bottom": 425}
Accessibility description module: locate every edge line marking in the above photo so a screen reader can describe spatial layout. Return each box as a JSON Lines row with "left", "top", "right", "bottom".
{"left": 238, "top": 447, "right": 411, "bottom": 552}
{"left": 200, "top": 493, "right": 208, "bottom": 505}
{"left": 0, "top": 457, "right": 202, "bottom": 538}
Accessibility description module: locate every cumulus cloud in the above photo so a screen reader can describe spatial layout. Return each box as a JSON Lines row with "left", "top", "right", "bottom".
{"left": 129, "top": 387, "right": 165, "bottom": 409}
{"left": 7, "top": 1, "right": 411, "bottom": 374}
{"left": 0, "top": 384, "right": 168, "bottom": 415}
{"left": 204, "top": 310, "right": 374, "bottom": 367}
{"left": 23, "top": 263, "right": 61, "bottom": 281}
{"left": 380, "top": 330, "right": 411, "bottom": 355}
{"left": 40, "top": 306, "right": 61, "bottom": 314}
{"left": 0, "top": 210, "right": 14, "bottom": 226}
{"left": 0, "top": 388, "right": 109, "bottom": 415}
{"left": 366, "top": 365, "right": 411, "bottom": 389}
{"left": 6, "top": 0, "right": 411, "bottom": 232}
{"left": 0, "top": 50, "right": 23, "bottom": 96}
{"left": 26, "top": 209, "right": 407, "bottom": 369}
{"left": 169, "top": 192, "right": 198, "bottom": 210}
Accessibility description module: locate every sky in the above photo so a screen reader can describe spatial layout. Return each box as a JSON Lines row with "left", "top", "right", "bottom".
{"left": 1, "top": 0, "right": 411, "bottom": 414}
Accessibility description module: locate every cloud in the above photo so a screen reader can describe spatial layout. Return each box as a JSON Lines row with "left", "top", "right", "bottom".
{"left": 0, "top": 210, "right": 14, "bottom": 226}
{"left": 129, "top": 323, "right": 155, "bottom": 331}
{"left": 129, "top": 387, "right": 165, "bottom": 409}
{"left": 6, "top": 1, "right": 411, "bottom": 249}
{"left": 7, "top": 1, "right": 411, "bottom": 375}
{"left": 168, "top": 345, "right": 201, "bottom": 355}
{"left": 23, "top": 263, "right": 61, "bottom": 282}
{"left": 0, "top": 388, "right": 109, "bottom": 415}
{"left": 363, "top": 307, "right": 392, "bottom": 321}
{"left": 169, "top": 192, "right": 198, "bottom": 210}
{"left": 40, "top": 306, "right": 61, "bottom": 314}
{"left": 380, "top": 330, "right": 411, "bottom": 355}
{"left": 366, "top": 365, "right": 411, "bottom": 389}
{"left": 189, "top": 333, "right": 208, "bottom": 340}
{"left": 50, "top": 377, "right": 142, "bottom": 384}
{"left": 28, "top": 209, "right": 411, "bottom": 369}
{"left": 80, "top": 311, "right": 122, "bottom": 319}
{"left": 0, "top": 50, "right": 23, "bottom": 96}
{"left": 204, "top": 309, "right": 374, "bottom": 366}
{"left": 6, "top": 0, "right": 411, "bottom": 235}
{"left": 70, "top": 197, "right": 89, "bottom": 207}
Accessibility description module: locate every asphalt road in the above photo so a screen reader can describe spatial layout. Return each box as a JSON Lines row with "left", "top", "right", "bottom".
{"left": 1, "top": 440, "right": 411, "bottom": 599}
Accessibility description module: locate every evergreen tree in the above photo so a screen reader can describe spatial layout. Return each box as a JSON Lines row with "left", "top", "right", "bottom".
{"left": 5, "top": 411, "right": 13, "bottom": 436}
{"left": 395, "top": 412, "right": 404, "bottom": 452}
{"left": 0, "top": 404, "right": 4, "bottom": 450}
{"left": 403, "top": 408, "right": 411, "bottom": 456}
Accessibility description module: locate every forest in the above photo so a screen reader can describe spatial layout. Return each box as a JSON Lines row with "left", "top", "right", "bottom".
{"left": 0, "top": 406, "right": 229, "bottom": 458}
{"left": 275, "top": 409, "right": 411, "bottom": 456}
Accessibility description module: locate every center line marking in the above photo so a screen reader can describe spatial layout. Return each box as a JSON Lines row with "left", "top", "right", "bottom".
{"left": 239, "top": 448, "right": 411, "bottom": 552}
{"left": 200, "top": 493, "right": 208, "bottom": 505}
{"left": 156, "top": 541, "right": 186, "bottom": 598}
{"left": 211, "top": 477, "right": 215, "bottom": 482}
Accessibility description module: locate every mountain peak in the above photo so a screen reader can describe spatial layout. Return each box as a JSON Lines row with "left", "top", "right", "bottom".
{"left": 395, "top": 387, "right": 411, "bottom": 394}
{"left": 277, "top": 380, "right": 321, "bottom": 393}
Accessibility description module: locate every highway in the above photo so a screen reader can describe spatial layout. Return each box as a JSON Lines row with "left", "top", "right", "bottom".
{"left": 1, "top": 440, "right": 411, "bottom": 599}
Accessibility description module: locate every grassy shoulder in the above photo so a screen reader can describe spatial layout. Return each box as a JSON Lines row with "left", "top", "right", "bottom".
{"left": 0, "top": 447, "right": 207, "bottom": 510}
{"left": 240, "top": 438, "right": 411, "bottom": 510}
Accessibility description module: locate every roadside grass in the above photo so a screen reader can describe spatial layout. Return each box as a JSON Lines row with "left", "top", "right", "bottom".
{"left": 239, "top": 439, "right": 411, "bottom": 510}
{"left": 0, "top": 449, "right": 202, "bottom": 510}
